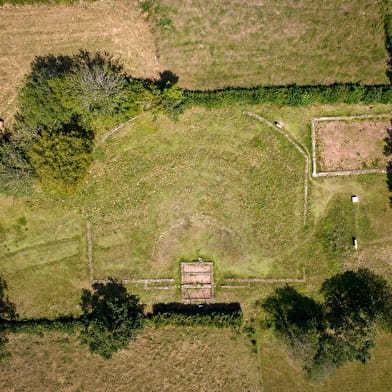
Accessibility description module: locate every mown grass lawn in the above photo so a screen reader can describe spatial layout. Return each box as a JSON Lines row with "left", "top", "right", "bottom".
{"left": 155, "top": 0, "right": 388, "bottom": 89}
{"left": 1, "top": 103, "right": 391, "bottom": 318}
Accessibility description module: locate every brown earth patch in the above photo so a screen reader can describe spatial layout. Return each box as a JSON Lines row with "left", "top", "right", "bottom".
{"left": 316, "top": 119, "right": 391, "bottom": 171}
{"left": 0, "top": 0, "right": 160, "bottom": 121}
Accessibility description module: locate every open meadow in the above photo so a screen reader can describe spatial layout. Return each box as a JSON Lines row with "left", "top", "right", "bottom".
{"left": 154, "top": 0, "right": 389, "bottom": 89}
{"left": 0, "top": 0, "right": 159, "bottom": 120}
{"left": 0, "top": 327, "right": 261, "bottom": 392}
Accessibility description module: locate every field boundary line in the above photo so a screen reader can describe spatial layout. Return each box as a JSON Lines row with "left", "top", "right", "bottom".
{"left": 86, "top": 222, "right": 94, "bottom": 281}
{"left": 243, "top": 111, "right": 309, "bottom": 225}
{"left": 99, "top": 114, "right": 143, "bottom": 144}
{"left": 311, "top": 113, "right": 391, "bottom": 177}
{"left": 223, "top": 268, "right": 306, "bottom": 285}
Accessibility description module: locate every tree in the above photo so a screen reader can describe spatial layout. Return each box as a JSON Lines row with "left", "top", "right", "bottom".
{"left": 262, "top": 269, "right": 392, "bottom": 380}
{"left": 28, "top": 118, "right": 94, "bottom": 193}
{"left": 262, "top": 286, "right": 325, "bottom": 374}
{"left": 0, "top": 276, "right": 17, "bottom": 361}
{"left": 79, "top": 279, "right": 145, "bottom": 359}
{"left": 321, "top": 268, "right": 392, "bottom": 334}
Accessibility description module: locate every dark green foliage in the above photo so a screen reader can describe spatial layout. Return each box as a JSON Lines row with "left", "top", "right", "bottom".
{"left": 79, "top": 279, "right": 145, "bottom": 359}
{"left": 0, "top": 277, "right": 17, "bottom": 361}
{"left": 184, "top": 84, "right": 392, "bottom": 108}
{"left": 262, "top": 269, "right": 392, "bottom": 380}
{"left": 262, "top": 286, "right": 325, "bottom": 373}
{"left": 321, "top": 269, "right": 392, "bottom": 333}
{"left": 28, "top": 118, "right": 94, "bottom": 192}
{"left": 316, "top": 195, "right": 355, "bottom": 257}
{"left": 149, "top": 302, "right": 243, "bottom": 328}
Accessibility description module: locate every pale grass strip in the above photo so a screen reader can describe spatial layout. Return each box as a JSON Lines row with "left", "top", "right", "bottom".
{"left": 86, "top": 221, "right": 94, "bottom": 281}
{"left": 99, "top": 114, "right": 143, "bottom": 144}
{"left": 243, "top": 111, "right": 309, "bottom": 225}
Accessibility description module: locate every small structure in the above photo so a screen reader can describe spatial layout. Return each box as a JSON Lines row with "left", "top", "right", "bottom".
{"left": 352, "top": 237, "right": 358, "bottom": 250}
{"left": 181, "top": 261, "right": 214, "bottom": 303}
{"left": 351, "top": 195, "right": 359, "bottom": 203}
{"left": 274, "top": 121, "right": 283, "bottom": 129}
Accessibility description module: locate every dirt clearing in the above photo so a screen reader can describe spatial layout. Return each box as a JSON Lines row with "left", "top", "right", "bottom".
{"left": 316, "top": 119, "right": 391, "bottom": 171}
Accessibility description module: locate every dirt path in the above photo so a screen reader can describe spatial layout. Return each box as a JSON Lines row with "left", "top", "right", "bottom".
{"left": 99, "top": 114, "right": 143, "bottom": 144}
{"left": 243, "top": 111, "right": 309, "bottom": 225}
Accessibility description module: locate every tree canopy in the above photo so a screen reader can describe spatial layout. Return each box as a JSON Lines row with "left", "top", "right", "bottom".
{"left": 262, "top": 269, "right": 392, "bottom": 380}
{"left": 0, "top": 50, "right": 185, "bottom": 194}
{"left": 79, "top": 279, "right": 145, "bottom": 359}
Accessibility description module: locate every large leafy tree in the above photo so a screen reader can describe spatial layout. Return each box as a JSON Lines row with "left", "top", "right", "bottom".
{"left": 79, "top": 279, "right": 145, "bottom": 359}
{"left": 262, "top": 269, "right": 392, "bottom": 380}
{"left": 28, "top": 118, "right": 94, "bottom": 193}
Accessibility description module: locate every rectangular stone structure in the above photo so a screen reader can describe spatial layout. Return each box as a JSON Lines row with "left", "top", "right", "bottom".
{"left": 181, "top": 262, "right": 214, "bottom": 302}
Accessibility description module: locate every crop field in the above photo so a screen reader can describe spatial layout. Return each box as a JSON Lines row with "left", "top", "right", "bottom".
{"left": 259, "top": 331, "right": 392, "bottom": 392}
{"left": 155, "top": 0, "right": 389, "bottom": 89}
{"left": 315, "top": 118, "right": 391, "bottom": 171}
{"left": 0, "top": 328, "right": 261, "bottom": 392}
{"left": 0, "top": 0, "right": 159, "bottom": 121}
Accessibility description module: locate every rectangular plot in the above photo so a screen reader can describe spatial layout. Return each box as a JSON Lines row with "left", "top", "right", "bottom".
{"left": 182, "top": 287, "right": 213, "bottom": 300}
{"left": 315, "top": 117, "right": 391, "bottom": 172}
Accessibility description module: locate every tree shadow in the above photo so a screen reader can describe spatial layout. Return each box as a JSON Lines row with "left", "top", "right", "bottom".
{"left": 384, "top": 14, "right": 392, "bottom": 83}
{"left": 0, "top": 276, "right": 17, "bottom": 360}
{"left": 383, "top": 122, "right": 392, "bottom": 205}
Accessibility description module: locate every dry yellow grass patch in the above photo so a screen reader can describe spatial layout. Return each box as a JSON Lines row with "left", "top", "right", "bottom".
{"left": 0, "top": 0, "right": 160, "bottom": 121}
{"left": 0, "top": 328, "right": 261, "bottom": 392}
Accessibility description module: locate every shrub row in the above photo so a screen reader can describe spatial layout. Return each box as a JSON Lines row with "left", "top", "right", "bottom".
{"left": 184, "top": 84, "right": 392, "bottom": 108}
{"left": 148, "top": 302, "right": 243, "bottom": 328}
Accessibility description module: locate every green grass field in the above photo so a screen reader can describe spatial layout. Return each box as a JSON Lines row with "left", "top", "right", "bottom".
{"left": 154, "top": 0, "right": 389, "bottom": 89}
{"left": 85, "top": 108, "right": 305, "bottom": 281}
{"left": 1, "top": 103, "right": 391, "bottom": 389}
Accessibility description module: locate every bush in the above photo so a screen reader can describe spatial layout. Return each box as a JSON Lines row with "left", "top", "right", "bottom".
{"left": 28, "top": 119, "right": 94, "bottom": 193}
{"left": 149, "top": 302, "right": 243, "bottom": 328}
{"left": 184, "top": 84, "right": 392, "bottom": 108}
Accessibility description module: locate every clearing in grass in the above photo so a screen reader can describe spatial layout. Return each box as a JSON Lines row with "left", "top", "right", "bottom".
{"left": 315, "top": 118, "right": 391, "bottom": 171}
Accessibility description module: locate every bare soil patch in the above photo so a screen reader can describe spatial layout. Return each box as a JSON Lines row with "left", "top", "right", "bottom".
{"left": 0, "top": 0, "right": 159, "bottom": 120}
{"left": 316, "top": 119, "right": 391, "bottom": 171}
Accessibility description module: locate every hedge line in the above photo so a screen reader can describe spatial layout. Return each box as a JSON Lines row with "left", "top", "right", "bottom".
{"left": 184, "top": 84, "right": 392, "bottom": 108}
{"left": 148, "top": 302, "right": 243, "bottom": 328}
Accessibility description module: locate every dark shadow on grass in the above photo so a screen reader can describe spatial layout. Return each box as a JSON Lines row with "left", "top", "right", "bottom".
{"left": 149, "top": 302, "right": 243, "bottom": 328}
{"left": 384, "top": 121, "right": 392, "bottom": 205}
